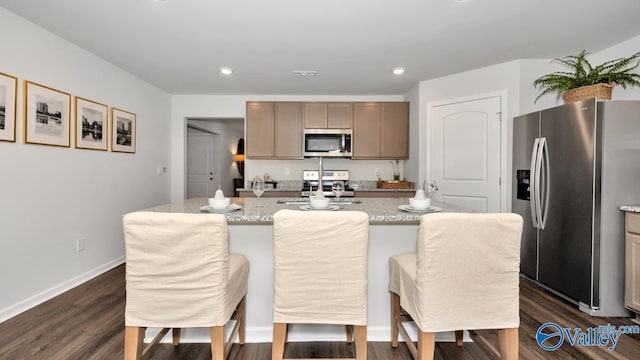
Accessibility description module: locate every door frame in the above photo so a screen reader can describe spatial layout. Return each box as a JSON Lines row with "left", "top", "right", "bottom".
{"left": 186, "top": 125, "right": 220, "bottom": 198}
{"left": 425, "top": 91, "right": 508, "bottom": 212}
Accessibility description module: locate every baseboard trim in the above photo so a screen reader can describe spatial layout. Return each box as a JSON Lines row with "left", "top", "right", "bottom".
{"left": 150, "top": 325, "right": 472, "bottom": 343}
{"left": 0, "top": 256, "right": 125, "bottom": 323}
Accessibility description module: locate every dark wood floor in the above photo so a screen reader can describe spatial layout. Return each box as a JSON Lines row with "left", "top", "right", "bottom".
{"left": 1, "top": 265, "right": 639, "bottom": 359}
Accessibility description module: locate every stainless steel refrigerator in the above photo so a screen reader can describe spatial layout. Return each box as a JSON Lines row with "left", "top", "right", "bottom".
{"left": 512, "top": 98, "right": 640, "bottom": 316}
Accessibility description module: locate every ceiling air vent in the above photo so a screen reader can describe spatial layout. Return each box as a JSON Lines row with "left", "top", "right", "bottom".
{"left": 291, "top": 70, "right": 317, "bottom": 77}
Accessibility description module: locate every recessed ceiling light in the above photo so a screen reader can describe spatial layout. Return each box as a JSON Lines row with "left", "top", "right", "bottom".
{"left": 392, "top": 67, "right": 405, "bottom": 75}
{"left": 291, "top": 70, "right": 317, "bottom": 77}
{"left": 220, "top": 67, "right": 233, "bottom": 75}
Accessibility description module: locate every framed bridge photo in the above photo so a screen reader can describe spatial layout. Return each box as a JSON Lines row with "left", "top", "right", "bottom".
{"left": 75, "top": 97, "right": 108, "bottom": 151}
{"left": 24, "top": 80, "right": 71, "bottom": 147}
{"left": 111, "top": 107, "right": 136, "bottom": 153}
{"left": 0, "top": 72, "right": 18, "bottom": 142}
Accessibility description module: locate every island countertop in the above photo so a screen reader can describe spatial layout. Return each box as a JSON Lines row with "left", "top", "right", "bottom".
{"left": 620, "top": 205, "right": 640, "bottom": 213}
{"left": 146, "top": 197, "right": 464, "bottom": 224}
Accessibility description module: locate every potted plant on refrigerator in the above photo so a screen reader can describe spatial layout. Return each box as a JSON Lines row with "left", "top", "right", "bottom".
{"left": 533, "top": 49, "right": 640, "bottom": 103}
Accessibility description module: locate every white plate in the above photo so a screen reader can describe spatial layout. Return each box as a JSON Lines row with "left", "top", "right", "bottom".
{"left": 200, "top": 204, "right": 242, "bottom": 213}
{"left": 398, "top": 204, "right": 442, "bottom": 213}
{"left": 299, "top": 205, "right": 340, "bottom": 211}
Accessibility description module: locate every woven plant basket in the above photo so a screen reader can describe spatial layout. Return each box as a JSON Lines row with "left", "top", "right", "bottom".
{"left": 377, "top": 180, "right": 413, "bottom": 189}
{"left": 562, "top": 82, "right": 614, "bottom": 103}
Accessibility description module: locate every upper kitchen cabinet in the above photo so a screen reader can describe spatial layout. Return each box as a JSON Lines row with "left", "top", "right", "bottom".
{"left": 352, "top": 102, "right": 409, "bottom": 159}
{"left": 274, "top": 102, "right": 303, "bottom": 158}
{"left": 246, "top": 102, "right": 303, "bottom": 159}
{"left": 246, "top": 102, "right": 275, "bottom": 158}
{"left": 303, "top": 102, "right": 352, "bottom": 129}
{"left": 380, "top": 102, "right": 409, "bottom": 158}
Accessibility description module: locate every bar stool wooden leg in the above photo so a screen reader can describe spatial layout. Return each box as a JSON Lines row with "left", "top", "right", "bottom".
{"left": 391, "top": 292, "right": 400, "bottom": 347}
{"left": 124, "top": 326, "right": 144, "bottom": 360}
{"left": 346, "top": 324, "right": 354, "bottom": 343}
{"left": 418, "top": 331, "right": 435, "bottom": 360}
{"left": 455, "top": 330, "right": 463, "bottom": 347}
{"left": 272, "top": 322, "right": 287, "bottom": 360}
{"left": 238, "top": 296, "right": 246, "bottom": 345}
{"left": 498, "top": 328, "right": 519, "bottom": 360}
{"left": 354, "top": 325, "right": 367, "bottom": 360}
{"left": 172, "top": 328, "right": 181, "bottom": 346}
{"left": 210, "top": 326, "right": 225, "bottom": 360}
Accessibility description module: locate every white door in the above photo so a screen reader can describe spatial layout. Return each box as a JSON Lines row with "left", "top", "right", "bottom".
{"left": 429, "top": 96, "right": 502, "bottom": 213}
{"left": 187, "top": 133, "right": 216, "bottom": 198}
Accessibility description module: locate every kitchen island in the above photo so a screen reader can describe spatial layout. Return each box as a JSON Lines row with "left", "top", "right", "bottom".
{"left": 143, "top": 197, "right": 468, "bottom": 343}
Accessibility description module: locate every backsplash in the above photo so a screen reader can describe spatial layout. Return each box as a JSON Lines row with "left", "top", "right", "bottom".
{"left": 245, "top": 158, "right": 406, "bottom": 184}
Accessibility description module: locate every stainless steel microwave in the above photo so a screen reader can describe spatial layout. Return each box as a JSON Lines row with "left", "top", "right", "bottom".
{"left": 303, "top": 129, "right": 352, "bottom": 157}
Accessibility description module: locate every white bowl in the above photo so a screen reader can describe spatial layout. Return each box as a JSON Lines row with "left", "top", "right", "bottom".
{"left": 309, "top": 197, "right": 330, "bottom": 209}
{"left": 409, "top": 198, "right": 431, "bottom": 210}
{"left": 208, "top": 197, "right": 231, "bottom": 209}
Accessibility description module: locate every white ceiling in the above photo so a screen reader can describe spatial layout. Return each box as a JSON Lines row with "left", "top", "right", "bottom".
{"left": 2, "top": 0, "right": 640, "bottom": 95}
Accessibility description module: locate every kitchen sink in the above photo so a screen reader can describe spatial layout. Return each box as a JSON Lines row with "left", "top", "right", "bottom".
{"left": 277, "top": 198, "right": 361, "bottom": 205}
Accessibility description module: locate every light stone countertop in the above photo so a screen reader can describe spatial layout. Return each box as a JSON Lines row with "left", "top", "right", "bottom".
{"left": 237, "top": 180, "right": 417, "bottom": 193}
{"left": 620, "top": 205, "right": 640, "bottom": 213}
{"left": 146, "top": 197, "right": 467, "bottom": 225}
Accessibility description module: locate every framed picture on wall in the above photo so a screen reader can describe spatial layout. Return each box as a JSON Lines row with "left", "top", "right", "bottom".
{"left": 24, "top": 80, "right": 71, "bottom": 147}
{"left": 0, "top": 72, "right": 18, "bottom": 142}
{"left": 75, "top": 97, "right": 108, "bottom": 151}
{"left": 111, "top": 107, "right": 136, "bottom": 153}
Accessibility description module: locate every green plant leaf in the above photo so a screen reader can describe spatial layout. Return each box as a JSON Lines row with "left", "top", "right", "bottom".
{"left": 533, "top": 50, "right": 640, "bottom": 102}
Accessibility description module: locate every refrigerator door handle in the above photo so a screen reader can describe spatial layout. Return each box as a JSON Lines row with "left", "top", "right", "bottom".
{"left": 534, "top": 138, "right": 545, "bottom": 228}
{"left": 530, "top": 138, "right": 540, "bottom": 228}
{"left": 540, "top": 138, "right": 550, "bottom": 230}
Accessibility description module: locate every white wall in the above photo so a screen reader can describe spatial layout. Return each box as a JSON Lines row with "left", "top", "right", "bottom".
{"left": 406, "top": 60, "right": 521, "bottom": 210}
{"left": 0, "top": 8, "right": 172, "bottom": 321}
{"left": 171, "top": 95, "right": 405, "bottom": 201}
{"left": 403, "top": 83, "right": 420, "bottom": 184}
{"left": 406, "top": 35, "right": 640, "bottom": 212}
{"left": 591, "top": 35, "right": 640, "bottom": 100}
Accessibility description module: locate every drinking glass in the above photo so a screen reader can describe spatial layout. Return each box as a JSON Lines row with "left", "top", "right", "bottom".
{"left": 252, "top": 179, "right": 265, "bottom": 208}
{"left": 332, "top": 182, "right": 344, "bottom": 201}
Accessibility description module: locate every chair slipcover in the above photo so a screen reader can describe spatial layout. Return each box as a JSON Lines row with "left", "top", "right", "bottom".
{"left": 389, "top": 213, "right": 523, "bottom": 332}
{"left": 123, "top": 211, "right": 249, "bottom": 328}
{"left": 272, "top": 209, "right": 369, "bottom": 326}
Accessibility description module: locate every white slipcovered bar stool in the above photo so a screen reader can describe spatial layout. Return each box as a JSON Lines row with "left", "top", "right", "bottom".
{"left": 123, "top": 211, "right": 249, "bottom": 360}
{"left": 271, "top": 209, "right": 370, "bottom": 360}
{"left": 389, "top": 213, "right": 523, "bottom": 360}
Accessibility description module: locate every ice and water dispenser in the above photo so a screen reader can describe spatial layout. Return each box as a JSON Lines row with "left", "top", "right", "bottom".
{"left": 516, "top": 170, "right": 530, "bottom": 201}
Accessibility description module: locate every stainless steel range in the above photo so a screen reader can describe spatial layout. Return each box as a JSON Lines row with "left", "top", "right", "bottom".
{"left": 301, "top": 170, "right": 355, "bottom": 197}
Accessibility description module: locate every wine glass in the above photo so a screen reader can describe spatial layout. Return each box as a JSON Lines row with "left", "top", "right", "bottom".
{"left": 252, "top": 179, "right": 265, "bottom": 208}
{"left": 332, "top": 182, "right": 344, "bottom": 201}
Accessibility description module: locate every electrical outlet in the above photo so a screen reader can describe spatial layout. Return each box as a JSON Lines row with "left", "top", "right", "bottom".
{"left": 375, "top": 168, "right": 380, "bottom": 178}
{"left": 76, "top": 238, "right": 86, "bottom": 252}
{"left": 284, "top": 167, "right": 290, "bottom": 176}
{"left": 157, "top": 166, "right": 167, "bottom": 175}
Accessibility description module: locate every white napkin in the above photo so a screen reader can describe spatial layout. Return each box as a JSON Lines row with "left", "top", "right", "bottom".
{"left": 315, "top": 187, "right": 325, "bottom": 199}
{"left": 214, "top": 189, "right": 225, "bottom": 199}
{"left": 414, "top": 189, "right": 426, "bottom": 200}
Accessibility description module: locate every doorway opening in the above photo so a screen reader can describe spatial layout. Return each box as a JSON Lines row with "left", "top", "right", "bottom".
{"left": 185, "top": 118, "right": 244, "bottom": 199}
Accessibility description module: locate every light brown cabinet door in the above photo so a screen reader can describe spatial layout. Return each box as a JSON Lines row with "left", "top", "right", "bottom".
{"left": 327, "top": 103, "right": 352, "bottom": 129}
{"left": 625, "top": 212, "right": 640, "bottom": 313}
{"left": 246, "top": 102, "right": 274, "bottom": 158}
{"left": 303, "top": 103, "right": 328, "bottom": 128}
{"left": 275, "top": 102, "right": 303, "bottom": 158}
{"left": 352, "top": 103, "right": 381, "bottom": 158}
{"left": 381, "top": 102, "right": 409, "bottom": 159}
